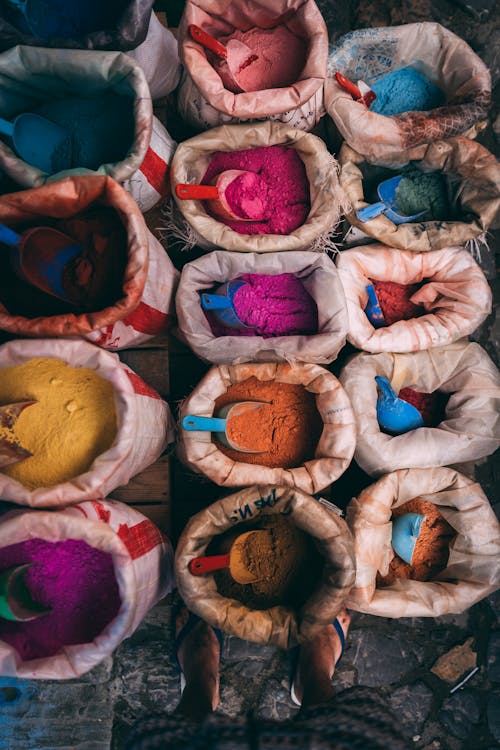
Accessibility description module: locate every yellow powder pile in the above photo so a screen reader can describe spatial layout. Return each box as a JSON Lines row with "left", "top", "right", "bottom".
{"left": 0, "top": 358, "right": 117, "bottom": 489}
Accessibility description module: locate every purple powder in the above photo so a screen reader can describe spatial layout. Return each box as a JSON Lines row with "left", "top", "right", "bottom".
{"left": 0, "top": 539, "right": 120, "bottom": 661}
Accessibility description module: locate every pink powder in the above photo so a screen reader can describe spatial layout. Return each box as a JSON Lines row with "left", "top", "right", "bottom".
{"left": 202, "top": 146, "right": 310, "bottom": 235}
{"left": 0, "top": 539, "right": 120, "bottom": 661}
{"left": 224, "top": 171, "right": 268, "bottom": 220}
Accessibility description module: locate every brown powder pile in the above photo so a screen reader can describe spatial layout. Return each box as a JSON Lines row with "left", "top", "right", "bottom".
{"left": 377, "top": 497, "right": 456, "bottom": 586}
{"left": 213, "top": 377, "right": 323, "bottom": 468}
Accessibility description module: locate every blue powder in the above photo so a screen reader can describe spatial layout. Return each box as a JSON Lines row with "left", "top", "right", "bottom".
{"left": 369, "top": 67, "right": 445, "bottom": 116}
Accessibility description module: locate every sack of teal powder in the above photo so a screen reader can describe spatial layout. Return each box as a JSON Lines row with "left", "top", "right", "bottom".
{"left": 336, "top": 244, "right": 492, "bottom": 353}
{"left": 0, "top": 498, "right": 174, "bottom": 678}
{"left": 325, "top": 23, "right": 491, "bottom": 161}
{"left": 0, "top": 175, "right": 179, "bottom": 349}
{"left": 175, "top": 250, "right": 348, "bottom": 364}
{"left": 339, "top": 138, "right": 500, "bottom": 253}
{"left": 339, "top": 341, "right": 500, "bottom": 477}
{"left": 346, "top": 468, "right": 500, "bottom": 618}
{"left": 0, "top": 337, "right": 174, "bottom": 508}
{"left": 177, "top": 0, "right": 328, "bottom": 132}
{"left": 175, "top": 485, "right": 355, "bottom": 647}
{"left": 168, "top": 121, "right": 346, "bottom": 253}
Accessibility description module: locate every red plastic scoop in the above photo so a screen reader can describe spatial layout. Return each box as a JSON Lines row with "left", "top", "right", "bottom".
{"left": 176, "top": 169, "right": 268, "bottom": 222}
{"left": 335, "top": 72, "right": 376, "bottom": 107}
{"left": 188, "top": 530, "right": 271, "bottom": 584}
{"left": 189, "top": 24, "right": 258, "bottom": 93}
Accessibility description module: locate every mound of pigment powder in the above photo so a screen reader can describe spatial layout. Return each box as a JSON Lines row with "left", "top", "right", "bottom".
{"left": 0, "top": 539, "right": 120, "bottom": 660}
{"left": 207, "top": 514, "right": 324, "bottom": 609}
{"left": 214, "top": 25, "right": 307, "bottom": 92}
{"left": 201, "top": 146, "right": 310, "bottom": 235}
{"left": 0, "top": 358, "right": 117, "bottom": 489}
{"left": 213, "top": 377, "right": 323, "bottom": 468}
{"left": 398, "top": 387, "right": 449, "bottom": 428}
{"left": 204, "top": 273, "right": 318, "bottom": 338}
{"left": 395, "top": 167, "right": 450, "bottom": 221}
{"left": 369, "top": 67, "right": 445, "bottom": 116}
{"left": 370, "top": 280, "right": 424, "bottom": 326}
{"left": 377, "top": 497, "right": 455, "bottom": 586}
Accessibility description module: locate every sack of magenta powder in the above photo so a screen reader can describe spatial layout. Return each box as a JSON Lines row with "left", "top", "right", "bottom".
{"left": 0, "top": 498, "right": 174, "bottom": 678}
{"left": 0, "top": 175, "right": 178, "bottom": 349}
{"left": 177, "top": 0, "right": 328, "bottom": 131}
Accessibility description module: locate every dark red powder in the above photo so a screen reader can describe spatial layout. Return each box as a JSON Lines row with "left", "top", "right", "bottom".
{"left": 371, "top": 280, "right": 424, "bottom": 326}
{"left": 0, "top": 539, "right": 120, "bottom": 661}
{"left": 398, "top": 387, "right": 449, "bottom": 427}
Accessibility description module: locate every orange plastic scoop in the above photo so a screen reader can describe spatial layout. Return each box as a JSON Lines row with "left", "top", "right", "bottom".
{"left": 0, "top": 401, "right": 36, "bottom": 468}
{"left": 189, "top": 24, "right": 258, "bottom": 93}
{"left": 189, "top": 530, "right": 271, "bottom": 584}
{"left": 176, "top": 169, "right": 268, "bottom": 222}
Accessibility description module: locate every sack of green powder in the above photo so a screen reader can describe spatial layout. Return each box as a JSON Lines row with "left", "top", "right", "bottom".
{"left": 175, "top": 250, "right": 348, "bottom": 364}
{"left": 339, "top": 341, "right": 500, "bottom": 477}
{"left": 325, "top": 23, "right": 491, "bottom": 161}
{"left": 175, "top": 485, "right": 355, "bottom": 647}
{"left": 177, "top": 362, "right": 356, "bottom": 494}
{"left": 168, "top": 121, "right": 346, "bottom": 253}
{"left": 0, "top": 175, "right": 179, "bottom": 349}
{"left": 177, "top": 0, "right": 327, "bottom": 132}
{"left": 336, "top": 244, "right": 492, "bottom": 353}
{"left": 339, "top": 138, "right": 500, "bottom": 253}
{"left": 0, "top": 338, "right": 174, "bottom": 507}
{"left": 346, "top": 467, "right": 500, "bottom": 618}
{"left": 0, "top": 498, "right": 174, "bottom": 678}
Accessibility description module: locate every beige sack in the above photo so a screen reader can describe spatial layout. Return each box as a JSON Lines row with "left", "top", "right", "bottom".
{"left": 177, "top": 362, "right": 356, "bottom": 494}
{"left": 175, "top": 485, "right": 355, "bottom": 647}
{"left": 339, "top": 138, "right": 500, "bottom": 252}
{"left": 336, "top": 244, "right": 491, "bottom": 353}
{"left": 346, "top": 468, "right": 500, "bottom": 618}
{"left": 175, "top": 250, "right": 348, "bottom": 364}
{"left": 340, "top": 341, "right": 500, "bottom": 476}
{"left": 169, "top": 121, "right": 345, "bottom": 252}
{"left": 325, "top": 23, "right": 491, "bottom": 161}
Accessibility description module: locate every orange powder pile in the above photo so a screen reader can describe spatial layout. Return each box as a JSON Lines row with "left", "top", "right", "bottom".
{"left": 213, "top": 377, "right": 323, "bottom": 468}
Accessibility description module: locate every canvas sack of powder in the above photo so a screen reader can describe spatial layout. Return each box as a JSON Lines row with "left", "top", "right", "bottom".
{"left": 126, "top": 12, "right": 182, "bottom": 99}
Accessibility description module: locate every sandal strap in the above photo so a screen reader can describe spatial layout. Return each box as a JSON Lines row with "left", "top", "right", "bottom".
{"left": 333, "top": 617, "right": 345, "bottom": 667}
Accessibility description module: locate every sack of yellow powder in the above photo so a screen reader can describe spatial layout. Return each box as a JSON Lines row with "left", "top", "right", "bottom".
{"left": 177, "top": 0, "right": 327, "bottom": 132}
{"left": 346, "top": 467, "right": 500, "bottom": 618}
{"left": 0, "top": 498, "right": 174, "bottom": 678}
{"left": 0, "top": 338, "right": 174, "bottom": 507}
{"left": 339, "top": 138, "right": 500, "bottom": 253}
{"left": 177, "top": 362, "right": 356, "bottom": 495}
{"left": 336, "top": 244, "right": 492, "bottom": 353}
{"left": 325, "top": 23, "right": 491, "bottom": 161}
{"left": 175, "top": 485, "right": 355, "bottom": 647}
{"left": 175, "top": 250, "right": 348, "bottom": 364}
{"left": 339, "top": 341, "right": 500, "bottom": 477}
{"left": 0, "top": 175, "right": 178, "bottom": 349}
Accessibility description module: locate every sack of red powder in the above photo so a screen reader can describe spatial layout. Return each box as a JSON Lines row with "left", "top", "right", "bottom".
{"left": 325, "top": 23, "right": 491, "bottom": 161}
{"left": 0, "top": 175, "right": 178, "bottom": 349}
{"left": 346, "top": 467, "right": 500, "bottom": 618}
{"left": 339, "top": 138, "right": 500, "bottom": 253}
{"left": 168, "top": 121, "right": 346, "bottom": 253}
{"left": 0, "top": 338, "right": 174, "bottom": 508}
{"left": 175, "top": 485, "right": 355, "bottom": 647}
{"left": 175, "top": 250, "right": 348, "bottom": 364}
{"left": 0, "top": 498, "right": 174, "bottom": 678}
{"left": 336, "top": 244, "right": 492, "bottom": 353}
{"left": 177, "top": 0, "right": 327, "bottom": 131}
{"left": 339, "top": 341, "right": 500, "bottom": 477}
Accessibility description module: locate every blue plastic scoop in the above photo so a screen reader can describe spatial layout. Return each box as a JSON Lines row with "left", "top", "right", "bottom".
{"left": 356, "top": 175, "right": 426, "bottom": 225}
{"left": 391, "top": 513, "right": 425, "bottom": 564}
{"left": 182, "top": 401, "right": 268, "bottom": 453}
{"left": 365, "top": 284, "right": 386, "bottom": 328}
{"left": 375, "top": 376, "right": 424, "bottom": 435}
{"left": 0, "top": 112, "right": 71, "bottom": 173}
{"left": 201, "top": 280, "right": 251, "bottom": 331}
{"left": 0, "top": 564, "right": 51, "bottom": 622}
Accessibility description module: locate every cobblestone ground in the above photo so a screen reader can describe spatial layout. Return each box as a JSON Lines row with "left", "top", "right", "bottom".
{"left": 1, "top": 1, "right": 499, "bottom": 748}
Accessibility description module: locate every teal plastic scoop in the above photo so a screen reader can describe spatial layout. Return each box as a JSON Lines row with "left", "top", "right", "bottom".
{"left": 356, "top": 175, "right": 426, "bottom": 224}
{"left": 392, "top": 513, "right": 425, "bottom": 564}
{"left": 182, "top": 401, "right": 268, "bottom": 453}
{"left": 375, "top": 376, "right": 424, "bottom": 435}
{"left": 0, "top": 564, "right": 51, "bottom": 622}
{"left": 0, "top": 112, "right": 71, "bottom": 173}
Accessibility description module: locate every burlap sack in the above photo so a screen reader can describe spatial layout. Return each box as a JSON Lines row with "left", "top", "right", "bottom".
{"left": 336, "top": 244, "right": 492, "bottom": 353}
{"left": 0, "top": 176, "right": 178, "bottom": 349}
{"left": 339, "top": 341, "right": 500, "bottom": 476}
{"left": 127, "top": 13, "right": 182, "bottom": 100}
{"left": 177, "top": 0, "right": 327, "bottom": 131}
{"left": 169, "top": 121, "right": 345, "bottom": 252}
{"left": 0, "top": 338, "right": 174, "bottom": 507}
{"left": 346, "top": 468, "right": 500, "bottom": 618}
{"left": 175, "top": 250, "right": 348, "bottom": 364}
{"left": 339, "top": 138, "right": 500, "bottom": 252}
{"left": 325, "top": 23, "right": 491, "bottom": 161}
{"left": 0, "top": 498, "right": 174, "bottom": 678}
{"left": 175, "top": 485, "right": 355, "bottom": 647}
{"left": 177, "top": 362, "right": 356, "bottom": 493}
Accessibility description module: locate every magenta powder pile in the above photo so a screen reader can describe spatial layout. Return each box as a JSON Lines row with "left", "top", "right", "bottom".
{"left": 0, "top": 539, "right": 121, "bottom": 660}
{"left": 201, "top": 145, "right": 310, "bottom": 235}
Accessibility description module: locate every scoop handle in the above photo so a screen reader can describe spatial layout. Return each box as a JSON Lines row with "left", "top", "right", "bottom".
{"left": 188, "top": 25, "right": 228, "bottom": 59}
{"left": 201, "top": 293, "right": 232, "bottom": 310}
{"left": 356, "top": 202, "right": 387, "bottom": 222}
{"left": 375, "top": 375, "right": 398, "bottom": 403}
{"left": 182, "top": 415, "right": 227, "bottom": 432}
{"left": 0, "top": 117, "right": 14, "bottom": 137}
{"left": 189, "top": 554, "right": 231, "bottom": 575}
{"left": 176, "top": 184, "right": 220, "bottom": 200}
{"left": 335, "top": 72, "right": 362, "bottom": 100}
{"left": 0, "top": 223, "right": 21, "bottom": 247}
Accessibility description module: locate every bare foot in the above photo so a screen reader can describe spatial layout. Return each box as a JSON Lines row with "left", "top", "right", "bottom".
{"left": 175, "top": 608, "right": 220, "bottom": 718}
{"left": 293, "top": 608, "right": 351, "bottom": 708}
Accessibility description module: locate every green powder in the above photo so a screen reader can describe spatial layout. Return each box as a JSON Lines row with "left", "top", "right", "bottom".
{"left": 395, "top": 167, "right": 450, "bottom": 221}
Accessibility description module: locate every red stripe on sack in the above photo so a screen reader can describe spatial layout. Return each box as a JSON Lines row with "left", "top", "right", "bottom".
{"left": 117, "top": 520, "right": 163, "bottom": 560}
{"left": 73, "top": 505, "right": 88, "bottom": 517}
{"left": 122, "top": 301, "right": 170, "bottom": 335}
{"left": 139, "top": 148, "right": 171, "bottom": 199}
{"left": 92, "top": 501, "right": 111, "bottom": 523}
{"left": 125, "top": 370, "right": 162, "bottom": 400}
